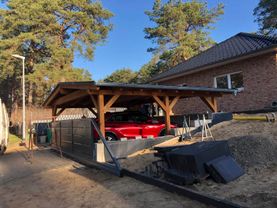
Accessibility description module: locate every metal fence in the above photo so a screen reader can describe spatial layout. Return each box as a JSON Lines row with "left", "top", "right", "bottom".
{"left": 52, "top": 118, "right": 95, "bottom": 160}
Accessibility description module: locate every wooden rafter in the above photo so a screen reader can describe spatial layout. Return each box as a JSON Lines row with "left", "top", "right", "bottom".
{"left": 60, "top": 88, "right": 72, "bottom": 95}
{"left": 54, "top": 90, "right": 87, "bottom": 106}
{"left": 87, "top": 90, "right": 98, "bottom": 109}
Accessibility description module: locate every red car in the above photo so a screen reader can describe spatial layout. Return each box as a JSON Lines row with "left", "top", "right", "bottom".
{"left": 99, "top": 111, "right": 175, "bottom": 141}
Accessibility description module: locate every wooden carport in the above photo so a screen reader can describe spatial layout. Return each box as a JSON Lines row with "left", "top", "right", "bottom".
{"left": 43, "top": 82, "right": 234, "bottom": 137}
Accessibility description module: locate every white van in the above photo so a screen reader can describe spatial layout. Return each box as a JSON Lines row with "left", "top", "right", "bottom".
{"left": 0, "top": 99, "right": 9, "bottom": 155}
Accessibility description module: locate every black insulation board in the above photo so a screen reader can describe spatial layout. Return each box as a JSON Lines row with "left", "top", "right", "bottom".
{"left": 205, "top": 156, "right": 244, "bottom": 183}
{"left": 165, "top": 141, "right": 231, "bottom": 178}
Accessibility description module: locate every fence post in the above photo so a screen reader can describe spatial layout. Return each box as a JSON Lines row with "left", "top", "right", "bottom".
{"left": 59, "top": 121, "right": 62, "bottom": 149}
{"left": 71, "top": 120, "right": 74, "bottom": 153}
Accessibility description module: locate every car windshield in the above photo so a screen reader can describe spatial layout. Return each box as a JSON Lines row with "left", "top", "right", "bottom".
{"left": 128, "top": 114, "right": 148, "bottom": 123}
{"left": 108, "top": 114, "right": 128, "bottom": 122}
{"left": 107, "top": 112, "right": 149, "bottom": 123}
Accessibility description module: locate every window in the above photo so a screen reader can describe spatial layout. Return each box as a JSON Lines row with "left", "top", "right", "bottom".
{"left": 108, "top": 115, "right": 128, "bottom": 122}
{"left": 214, "top": 72, "right": 244, "bottom": 90}
{"left": 215, "top": 76, "right": 228, "bottom": 89}
{"left": 230, "top": 73, "right": 243, "bottom": 89}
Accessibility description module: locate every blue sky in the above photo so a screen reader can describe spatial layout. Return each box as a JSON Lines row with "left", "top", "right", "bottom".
{"left": 1, "top": 0, "right": 260, "bottom": 81}
{"left": 73, "top": 0, "right": 260, "bottom": 81}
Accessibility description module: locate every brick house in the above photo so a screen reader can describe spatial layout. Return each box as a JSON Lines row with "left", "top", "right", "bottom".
{"left": 150, "top": 33, "right": 277, "bottom": 114}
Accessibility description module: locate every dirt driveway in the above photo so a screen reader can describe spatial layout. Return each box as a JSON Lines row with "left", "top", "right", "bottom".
{"left": 0, "top": 145, "right": 208, "bottom": 208}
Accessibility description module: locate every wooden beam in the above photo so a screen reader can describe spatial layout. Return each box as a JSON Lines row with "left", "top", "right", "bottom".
{"left": 200, "top": 97, "right": 218, "bottom": 112}
{"left": 87, "top": 90, "right": 98, "bottom": 109}
{"left": 211, "top": 97, "right": 218, "bottom": 112}
{"left": 98, "top": 94, "right": 105, "bottom": 137}
{"left": 61, "top": 84, "right": 99, "bottom": 90}
{"left": 153, "top": 96, "right": 166, "bottom": 111}
{"left": 54, "top": 90, "right": 87, "bottom": 106}
{"left": 169, "top": 96, "right": 180, "bottom": 109}
{"left": 88, "top": 89, "right": 222, "bottom": 98}
{"left": 56, "top": 108, "right": 65, "bottom": 117}
{"left": 104, "top": 95, "right": 120, "bottom": 113}
{"left": 60, "top": 88, "right": 72, "bottom": 95}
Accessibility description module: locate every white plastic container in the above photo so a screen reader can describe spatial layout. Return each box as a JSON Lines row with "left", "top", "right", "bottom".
{"left": 40, "top": 136, "right": 47, "bottom": 143}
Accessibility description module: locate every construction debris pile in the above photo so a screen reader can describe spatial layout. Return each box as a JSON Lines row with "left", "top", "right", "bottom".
{"left": 120, "top": 118, "right": 277, "bottom": 208}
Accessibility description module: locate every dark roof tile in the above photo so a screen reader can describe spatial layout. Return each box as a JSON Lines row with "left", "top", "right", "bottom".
{"left": 151, "top": 32, "right": 277, "bottom": 81}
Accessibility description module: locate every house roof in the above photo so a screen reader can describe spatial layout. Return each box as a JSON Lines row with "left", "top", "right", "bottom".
{"left": 151, "top": 32, "right": 277, "bottom": 82}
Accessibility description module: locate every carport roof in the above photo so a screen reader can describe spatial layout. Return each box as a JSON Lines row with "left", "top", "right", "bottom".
{"left": 43, "top": 81, "right": 235, "bottom": 108}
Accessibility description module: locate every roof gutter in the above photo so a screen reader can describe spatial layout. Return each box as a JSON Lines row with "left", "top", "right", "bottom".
{"left": 151, "top": 46, "right": 277, "bottom": 83}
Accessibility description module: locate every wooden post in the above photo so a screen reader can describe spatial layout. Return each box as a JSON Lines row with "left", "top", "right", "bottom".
{"left": 98, "top": 93, "right": 105, "bottom": 138}
{"left": 52, "top": 106, "right": 57, "bottom": 122}
{"left": 153, "top": 95, "right": 180, "bottom": 135}
{"left": 164, "top": 96, "right": 171, "bottom": 134}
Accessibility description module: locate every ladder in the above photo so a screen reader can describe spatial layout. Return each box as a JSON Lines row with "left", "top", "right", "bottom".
{"left": 200, "top": 114, "right": 214, "bottom": 141}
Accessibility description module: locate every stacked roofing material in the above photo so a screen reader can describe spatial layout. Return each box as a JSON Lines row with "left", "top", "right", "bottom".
{"left": 0, "top": 99, "right": 9, "bottom": 154}
{"left": 154, "top": 141, "right": 244, "bottom": 185}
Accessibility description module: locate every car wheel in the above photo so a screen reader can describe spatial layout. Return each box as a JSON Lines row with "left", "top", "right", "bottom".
{"left": 159, "top": 129, "right": 166, "bottom": 136}
{"left": 105, "top": 132, "right": 118, "bottom": 141}
{"left": 159, "top": 129, "right": 174, "bottom": 136}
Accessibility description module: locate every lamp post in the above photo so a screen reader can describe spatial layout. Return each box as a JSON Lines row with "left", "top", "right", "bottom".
{"left": 12, "top": 54, "right": 26, "bottom": 142}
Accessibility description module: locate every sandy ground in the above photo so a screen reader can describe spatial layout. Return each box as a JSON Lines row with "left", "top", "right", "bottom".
{"left": 0, "top": 143, "right": 209, "bottom": 208}
{"left": 120, "top": 119, "right": 277, "bottom": 208}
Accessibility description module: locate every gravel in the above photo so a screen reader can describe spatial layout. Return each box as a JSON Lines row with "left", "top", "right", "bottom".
{"left": 227, "top": 135, "right": 277, "bottom": 169}
{"left": 210, "top": 120, "right": 277, "bottom": 170}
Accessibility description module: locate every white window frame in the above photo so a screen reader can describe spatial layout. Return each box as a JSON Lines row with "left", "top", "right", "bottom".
{"left": 214, "top": 71, "right": 244, "bottom": 91}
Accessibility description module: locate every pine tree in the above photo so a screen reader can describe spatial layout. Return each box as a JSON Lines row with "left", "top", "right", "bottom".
{"left": 254, "top": 0, "right": 277, "bottom": 35}
{"left": 101, "top": 68, "right": 138, "bottom": 84}
{"left": 144, "top": 0, "right": 224, "bottom": 74}
{"left": 0, "top": 0, "right": 113, "bottom": 107}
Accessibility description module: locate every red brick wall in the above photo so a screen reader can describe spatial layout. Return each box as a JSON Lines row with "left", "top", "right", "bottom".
{"left": 158, "top": 52, "right": 277, "bottom": 114}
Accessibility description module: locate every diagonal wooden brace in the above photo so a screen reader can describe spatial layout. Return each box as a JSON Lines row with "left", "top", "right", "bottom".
{"left": 200, "top": 96, "right": 218, "bottom": 112}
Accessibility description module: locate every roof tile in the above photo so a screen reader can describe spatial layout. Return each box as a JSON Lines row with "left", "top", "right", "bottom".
{"left": 151, "top": 32, "right": 277, "bottom": 82}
